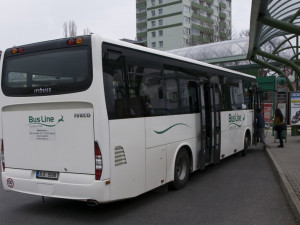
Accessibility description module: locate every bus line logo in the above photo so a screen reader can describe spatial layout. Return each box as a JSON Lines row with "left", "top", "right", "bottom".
{"left": 228, "top": 113, "right": 245, "bottom": 127}
{"left": 28, "top": 115, "right": 64, "bottom": 127}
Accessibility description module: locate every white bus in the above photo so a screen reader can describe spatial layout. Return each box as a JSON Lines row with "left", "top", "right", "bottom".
{"left": 0, "top": 35, "right": 260, "bottom": 204}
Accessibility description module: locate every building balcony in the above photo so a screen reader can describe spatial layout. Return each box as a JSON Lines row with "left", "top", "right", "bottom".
{"left": 206, "top": 0, "right": 214, "bottom": 5}
{"left": 192, "top": 13, "right": 214, "bottom": 24}
{"left": 136, "top": 1, "right": 146, "bottom": 9}
{"left": 219, "top": 12, "right": 226, "bottom": 20}
{"left": 192, "top": 24, "right": 214, "bottom": 35}
{"left": 191, "top": 34, "right": 202, "bottom": 41}
{"left": 136, "top": 11, "right": 147, "bottom": 18}
{"left": 137, "top": 22, "right": 147, "bottom": 29}
{"left": 192, "top": 23, "right": 201, "bottom": 30}
{"left": 219, "top": 2, "right": 226, "bottom": 9}
{"left": 206, "top": 7, "right": 214, "bottom": 14}
{"left": 219, "top": 21, "right": 227, "bottom": 28}
{"left": 137, "top": 31, "right": 147, "bottom": 38}
{"left": 219, "top": 31, "right": 228, "bottom": 39}
{"left": 191, "top": 2, "right": 205, "bottom": 10}
{"left": 191, "top": 35, "right": 213, "bottom": 44}
{"left": 191, "top": 1, "right": 200, "bottom": 9}
{"left": 200, "top": 27, "right": 214, "bottom": 35}
{"left": 192, "top": 2, "right": 214, "bottom": 15}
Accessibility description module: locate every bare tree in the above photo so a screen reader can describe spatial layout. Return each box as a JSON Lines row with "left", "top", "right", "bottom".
{"left": 232, "top": 28, "right": 249, "bottom": 40}
{"left": 68, "top": 21, "right": 77, "bottom": 37}
{"left": 63, "top": 22, "right": 68, "bottom": 38}
{"left": 238, "top": 29, "right": 250, "bottom": 39}
{"left": 83, "top": 28, "right": 91, "bottom": 35}
{"left": 63, "top": 20, "right": 77, "bottom": 37}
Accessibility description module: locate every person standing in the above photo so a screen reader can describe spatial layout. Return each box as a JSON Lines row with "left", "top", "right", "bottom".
{"left": 274, "top": 108, "right": 284, "bottom": 148}
{"left": 256, "top": 108, "right": 269, "bottom": 149}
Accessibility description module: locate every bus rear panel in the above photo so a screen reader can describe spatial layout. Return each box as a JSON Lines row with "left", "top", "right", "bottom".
{"left": 0, "top": 36, "right": 111, "bottom": 202}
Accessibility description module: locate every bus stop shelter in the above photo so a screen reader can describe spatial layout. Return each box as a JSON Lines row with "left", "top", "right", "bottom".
{"left": 169, "top": 0, "right": 300, "bottom": 135}
{"left": 248, "top": 0, "right": 300, "bottom": 135}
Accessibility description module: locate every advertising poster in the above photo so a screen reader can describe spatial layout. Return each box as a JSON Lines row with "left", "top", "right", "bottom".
{"left": 290, "top": 92, "right": 300, "bottom": 125}
{"left": 263, "top": 103, "right": 273, "bottom": 125}
{"left": 278, "top": 103, "right": 286, "bottom": 120}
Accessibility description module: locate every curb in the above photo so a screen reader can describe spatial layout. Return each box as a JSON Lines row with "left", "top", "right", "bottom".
{"left": 265, "top": 148, "right": 300, "bottom": 223}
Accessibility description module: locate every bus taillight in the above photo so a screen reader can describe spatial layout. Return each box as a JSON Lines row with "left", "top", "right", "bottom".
{"left": 67, "top": 38, "right": 83, "bottom": 46}
{"left": 11, "top": 48, "right": 24, "bottom": 54}
{"left": 67, "top": 39, "right": 75, "bottom": 45}
{"left": 94, "top": 142, "right": 102, "bottom": 180}
{"left": 1, "top": 140, "right": 5, "bottom": 171}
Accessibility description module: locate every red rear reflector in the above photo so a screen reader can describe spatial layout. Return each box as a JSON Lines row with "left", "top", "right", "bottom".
{"left": 1, "top": 140, "right": 5, "bottom": 172}
{"left": 95, "top": 142, "right": 102, "bottom": 180}
{"left": 67, "top": 39, "right": 75, "bottom": 45}
{"left": 18, "top": 48, "right": 24, "bottom": 53}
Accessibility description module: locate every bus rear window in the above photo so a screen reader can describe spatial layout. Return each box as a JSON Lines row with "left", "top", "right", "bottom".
{"left": 2, "top": 47, "right": 92, "bottom": 96}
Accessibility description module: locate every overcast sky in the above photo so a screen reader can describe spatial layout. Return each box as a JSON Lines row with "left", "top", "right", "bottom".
{"left": 0, "top": 0, "right": 252, "bottom": 51}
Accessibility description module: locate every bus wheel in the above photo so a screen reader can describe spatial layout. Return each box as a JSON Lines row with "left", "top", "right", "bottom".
{"left": 170, "top": 148, "right": 190, "bottom": 190}
{"left": 242, "top": 134, "right": 250, "bottom": 156}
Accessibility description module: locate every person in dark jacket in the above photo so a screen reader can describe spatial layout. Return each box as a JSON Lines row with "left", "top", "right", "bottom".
{"left": 256, "top": 108, "right": 269, "bottom": 148}
{"left": 274, "top": 108, "right": 284, "bottom": 148}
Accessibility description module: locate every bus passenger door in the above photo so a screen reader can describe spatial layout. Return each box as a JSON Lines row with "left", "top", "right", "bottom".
{"left": 253, "top": 87, "right": 263, "bottom": 145}
{"left": 201, "top": 82, "right": 221, "bottom": 165}
{"left": 212, "top": 83, "right": 221, "bottom": 164}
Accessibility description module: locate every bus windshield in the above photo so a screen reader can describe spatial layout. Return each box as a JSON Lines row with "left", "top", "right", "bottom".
{"left": 2, "top": 47, "right": 92, "bottom": 96}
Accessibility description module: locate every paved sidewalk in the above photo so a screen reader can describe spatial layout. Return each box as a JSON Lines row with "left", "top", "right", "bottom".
{"left": 263, "top": 128, "right": 300, "bottom": 222}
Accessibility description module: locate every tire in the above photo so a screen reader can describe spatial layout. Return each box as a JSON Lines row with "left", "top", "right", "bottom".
{"left": 242, "top": 134, "right": 250, "bottom": 156}
{"left": 170, "top": 148, "right": 190, "bottom": 190}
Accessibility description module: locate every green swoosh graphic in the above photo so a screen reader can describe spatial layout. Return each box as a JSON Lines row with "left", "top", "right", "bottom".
{"left": 154, "top": 123, "right": 190, "bottom": 134}
{"left": 28, "top": 122, "right": 59, "bottom": 127}
{"left": 28, "top": 120, "right": 63, "bottom": 127}
{"left": 228, "top": 123, "right": 242, "bottom": 128}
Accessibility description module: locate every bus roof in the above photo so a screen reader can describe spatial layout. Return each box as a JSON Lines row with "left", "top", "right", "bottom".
{"left": 99, "top": 35, "right": 256, "bottom": 82}
{"left": 2, "top": 34, "right": 256, "bottom": 82}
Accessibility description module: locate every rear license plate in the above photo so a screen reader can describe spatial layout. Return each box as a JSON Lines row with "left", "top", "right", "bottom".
{"left": 36, "top": 171, "right": 59, "bottom": 180}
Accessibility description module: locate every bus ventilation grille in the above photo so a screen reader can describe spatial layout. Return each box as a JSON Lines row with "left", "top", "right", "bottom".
{"left": 115, "top": 146, "right": 127, "bottom": 166}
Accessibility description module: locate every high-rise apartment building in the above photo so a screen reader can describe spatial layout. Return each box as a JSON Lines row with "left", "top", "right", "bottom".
{"left": 136, "top": 0, "right": 232, "bottom": 51}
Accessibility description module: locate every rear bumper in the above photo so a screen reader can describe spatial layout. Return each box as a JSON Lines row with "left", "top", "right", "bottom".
{"left": 1, "top": 168, "right": 111, "bottom": 203}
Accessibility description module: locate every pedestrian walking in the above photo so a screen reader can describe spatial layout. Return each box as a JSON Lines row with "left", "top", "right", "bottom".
{"left": 256, "top": 108, "right": 269, "bottom": 149}
{"left": 274, "top": 108, "right": 284, "bottom": 148}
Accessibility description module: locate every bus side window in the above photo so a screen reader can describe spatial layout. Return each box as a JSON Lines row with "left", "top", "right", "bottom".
{"left": 103, "top": 46, "right": 163, "bottom": 119}
{"left": 140, "top": 68, "right": 164, "bottom": 116}
{"left": 163, "top": 65, "right": 199, "bottom": 114}
{"left": 243, "top": 80, "right": 252, "bottom": 109}
{"left": 221, "top": 82, "right": 232, "bottom": 111}
{"left": 227, "top": 80, "right": 245, "bottom": 110}
{"left": 103, "top": 50, "right": 126, "bottom": 119}
{"left": 127, "top": 64, "right": 163, "bottom": 117}
{"left": 188, "top": 81, "right": 199, "bottom": 113}
{"left": 214, "top": 83, "right": 224, "bottom": 111}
